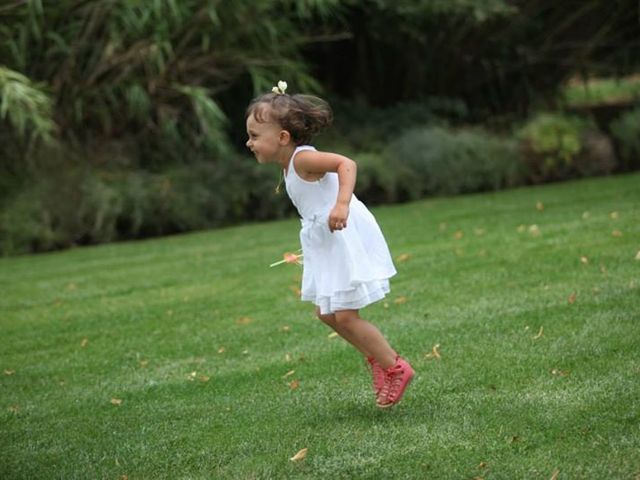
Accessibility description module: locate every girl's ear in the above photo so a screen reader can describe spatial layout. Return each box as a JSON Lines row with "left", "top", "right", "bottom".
{"left": 278, "top": 129, "right": 292, "bottom": 145}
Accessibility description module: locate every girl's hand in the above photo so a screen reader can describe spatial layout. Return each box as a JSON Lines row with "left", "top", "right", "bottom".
{"left": 328, "top": 203, "right": 349, "bottom": 232}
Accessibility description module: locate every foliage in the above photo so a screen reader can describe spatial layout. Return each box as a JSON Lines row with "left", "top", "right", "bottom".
{"left": 517, "top": 113, "right": 617, "bottom": 183}
{"left": 385, "top": 126, "right": 522, "bottom": 198}
{"left": 562, "top": 75, "right": 640, "bottom": 107}
{"left": 609, "top": 107, "right": 640, "bottom": 170}
{"left": 1, "top": 174, "right": 639, "bottom": 478}
{"left": 0, "top": 66, "right": 56, "bottom": 146}
{"left": 310, "top": 0, "right": 640, "bottom": 116}
{"left": 0, "top": 155, "right": 291, "bottom": 255}
{"left": 0, "top": 0, "right": 340, "bottom": 167}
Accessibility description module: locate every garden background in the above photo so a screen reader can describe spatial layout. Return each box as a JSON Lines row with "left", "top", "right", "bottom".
{"left": 1, "top": 0, "right": 639, "bottom": 254}
{"left": 1, "top": 2, "right": 640, "bottom": 479}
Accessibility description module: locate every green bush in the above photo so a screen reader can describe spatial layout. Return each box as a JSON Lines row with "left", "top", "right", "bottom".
{"left": 384, "top": 126, "right": 522, "bottom": 199}
{"left": 517, "top": 112, "right": 617, "bottom": 183}
{"left": 0, "top": 156, "right": 293, "bottom": 255}
{"left": 610, "top": 107, "right": 640, "bottom": 170}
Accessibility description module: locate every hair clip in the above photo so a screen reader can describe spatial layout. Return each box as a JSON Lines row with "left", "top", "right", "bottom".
{"left": 271, "top": 80, "right": 288, "bottom": 95}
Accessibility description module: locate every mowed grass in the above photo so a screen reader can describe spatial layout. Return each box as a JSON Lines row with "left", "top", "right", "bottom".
{"left": 1, "top": 173, "right": 639, "bottom": 479}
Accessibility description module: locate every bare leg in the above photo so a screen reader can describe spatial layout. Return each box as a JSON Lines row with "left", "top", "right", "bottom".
{"left": 319, "top": 308, "right": 397, "bottom": 369}
{"left": 315, "top": 307, "right": 371, "bottom": 357}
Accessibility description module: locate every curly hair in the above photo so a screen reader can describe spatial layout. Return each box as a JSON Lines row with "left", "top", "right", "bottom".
{"left": 246, "top": 92, "right": 333, "bottom": 145}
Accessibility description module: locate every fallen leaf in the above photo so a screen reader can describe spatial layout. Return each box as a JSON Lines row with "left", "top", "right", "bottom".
{"left": 199, "top": 375, "right": 210, "bottom": 382}
{"left": 582, "top": 211, "right": 590, "bottom": 219}
{"left": 517, "top": 225, "right": 526, "bottom": 233}
{"left": 289, "top": 379, "right": 300, "bottom": 390}
{"left": 528, "top": 224, "right": 541, "bottom": 236}
{"left": 66, "top": 283, "right": 77, "bottom": 291}
{"left": 80, "top": 338, "right": 89, "bottom": 348}
{"left": 187, "top": 371, "right": 197, "bottom": 381}
{"left": 532, "top": 326, "right": 544, "bottom": 340}
{"left": 3, "top": 369, "right": 15, "bottom": 376}
{"left": 281, "top": 325, "right": 290, "bottom": 332}
{"left": 217, "top": 346, "right": 226, "bottom": 354}
{"left": 508, "top": 435, "right": 520, "bottom": 444}
{"left": 285, "top": 353, "right": 292, "bottom": 362}
{"left": 580, "top": 256, "right": 589, "bottom": 265}
{"left": 236, "top": 316, "right": 252, "bottom": 325}
{"left": 550, "top": 469, "right": 560, "bottom": 480}
{"left": 454, "top": 230, "right": 464, "bottom": 240}
{"left": 479, "top": 462, "right": 488, "bottom": 469}
{"left": 474, "top": 228, "right": 486, "bottom": 236}
{"left": 289, "top": 285, "right": 302, "bottom": 297}
{"left": 568, "top": 291, "right": 577, "bottom": 304}
{"left": 394, "top": 296, "right": 408, "bottom": 305}
{"left": 327, "top": 332, "right": 339, "bottom": 339}
{"left": 110, "top": 398, "right": 123, "bottom": 406}
{"left": 139, "top": 359, "right": 149, "bottom": 368}
{"left": 282, "top": 370, "right": 295, "bottom": 379}
{"left": 635, "top": 250, "right": 640, "bottom": 261}
{"left": 425, "top": 344, "right": 441, "bottom": 360}
{"left": 609, "top": 211, "right": 619, "bottom": 219}
{"left": 290, "top": 447, "right": 308, "bottom": 461}
{"left": 242, "top": 349, "right": 249, "bottom": 355}
{"left": 396, "top": 253, "right": 411, "bottom": 262}
{"left": 612, "top": 230, "right": 623, "bottom": 237}
{"left": 551, "top": 368, "right": 569, "bottom": 377}
{"left": 8, "top": 405, "right": 20, "bottom": 414}
{"left": 536, "top": 201, "right": 544, "bottom": 211}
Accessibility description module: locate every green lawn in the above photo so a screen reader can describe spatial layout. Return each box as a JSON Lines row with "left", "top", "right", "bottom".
{"left": 1, "top": 173, "right": 639, "bottom": 479}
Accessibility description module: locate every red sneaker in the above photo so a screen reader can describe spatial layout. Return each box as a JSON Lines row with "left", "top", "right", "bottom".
{"left": 366, "top": 356, "right": 385, "bottom": 394}
{"left": 376, "top": 357, "right": 414, "bottom": 408}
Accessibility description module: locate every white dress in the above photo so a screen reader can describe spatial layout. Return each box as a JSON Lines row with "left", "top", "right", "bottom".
{"left": 284, "top": 145, "right": 397, "bottom": 314}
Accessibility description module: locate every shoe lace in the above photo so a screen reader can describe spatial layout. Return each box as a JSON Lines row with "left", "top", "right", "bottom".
{"left": 380, "top": 365, "right": 404, "bottom": 402}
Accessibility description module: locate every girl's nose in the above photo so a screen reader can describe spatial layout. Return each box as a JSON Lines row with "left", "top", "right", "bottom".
{"left": 245, "top": 139, "right": 251, "bottom": 148}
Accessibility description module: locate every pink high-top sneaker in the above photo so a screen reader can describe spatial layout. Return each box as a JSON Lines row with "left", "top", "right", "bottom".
{"left": 376, "top": 357, "right": 414, "bottom": 408}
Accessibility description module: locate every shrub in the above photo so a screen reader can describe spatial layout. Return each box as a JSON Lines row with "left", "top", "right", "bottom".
{"left": 517, "top": 113, "right": 617, "bottom": 183}
{"left": 384, "top": 126, "right": 522, "bottom": 199}
{"left": 0, "top": 155, "right": 294, "bottom": 255}
{"left": 610, "top": 107, "right": 640, "bottom": 171}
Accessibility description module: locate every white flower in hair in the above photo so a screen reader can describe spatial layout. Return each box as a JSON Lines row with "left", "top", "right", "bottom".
{"left": 272, "top": 80, "right": 288, "bottom": 95}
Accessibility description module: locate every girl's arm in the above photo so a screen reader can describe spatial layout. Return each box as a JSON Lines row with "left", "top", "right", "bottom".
{"left": 295, "top": 150, "right": 356, "bottom": 232}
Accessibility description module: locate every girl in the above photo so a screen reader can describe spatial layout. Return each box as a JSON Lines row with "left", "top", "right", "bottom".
{"left": 245, "top": 82, "right": 414, "bottom": 408}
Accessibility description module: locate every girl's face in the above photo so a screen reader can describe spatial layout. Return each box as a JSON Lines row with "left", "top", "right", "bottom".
{"left": 246, "top": 112, "right": 290, "bottom": 166}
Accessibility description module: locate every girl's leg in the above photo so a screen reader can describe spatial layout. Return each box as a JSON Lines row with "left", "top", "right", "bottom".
{"left": 315, "top": 307, "right": 371, "bottom": 357}
{"left": 333, "top": 309, "right": 397, "bottom": 369}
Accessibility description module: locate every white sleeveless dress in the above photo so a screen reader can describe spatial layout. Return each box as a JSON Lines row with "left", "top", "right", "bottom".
{"left": 284, "top": 145, "right": 397, "bottom": 314}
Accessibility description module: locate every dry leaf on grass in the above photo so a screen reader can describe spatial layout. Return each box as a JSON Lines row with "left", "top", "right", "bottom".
{"left": 635, "top": 250, "right": 640, "bottom": 261}
{"left": 551, "top": 368, "right": 569, "bottom": 377}
{"left": 612, "top": 230, "right": 623, "bottom": 237}
{"left": 396, "top": 253, "right": 411, "bottom": 262}
{"left": 110, "top": 398, "right": 123, "bottom": 406}
{"left": 282, "top": 370, "right": 295, "bottom": 379}
{"left": 3, "top": 369, "right": 15, "bottom": 376}
{"left": 327, "top": 332, "right": 339, "bottom": 339}
{"left": 290, "top": 447, "right": 308, "bottom": 462}
{"left": 550, "top": 468, "right": 560, "bottom": 480}
{"left": 425, "top": 344, "right": 441, "bottom": 360}
{"left": 568, "top": 291, "right": 577, "bottom": 304}
{"left": 236, "top": 316, "right": 252, "bottom": 325}
{"left": 289, "top": 380, "right": 300, "bottom": 390}
{"left": 80, "top": 338, "right": 89, "bottom": 348}
{"left": 394, "top": 296, "right": 408, "bottom": 305}
{"left": 580, "top": 256, "right": 589, "bottom": 265}
{"left": 532, "top": 326, "right": 544, "bottom": 340}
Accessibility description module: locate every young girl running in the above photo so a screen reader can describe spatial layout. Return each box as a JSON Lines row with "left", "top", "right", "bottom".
{"left": 245, "top": 82, "right": 414, "bottom": 408}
